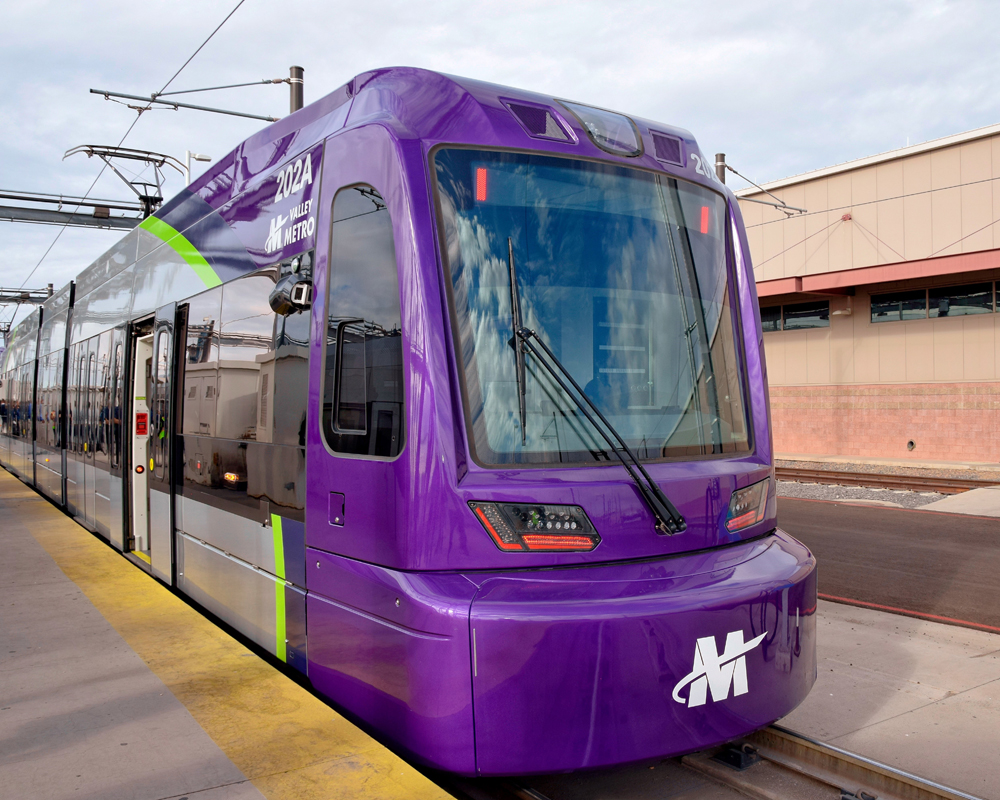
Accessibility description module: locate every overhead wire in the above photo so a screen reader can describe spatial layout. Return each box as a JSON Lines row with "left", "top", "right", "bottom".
{"left": 4, "top": 0, "right": 249, "bottom": 328}
{"left": 752, "top": 216, "right": 845, "bottom": 270}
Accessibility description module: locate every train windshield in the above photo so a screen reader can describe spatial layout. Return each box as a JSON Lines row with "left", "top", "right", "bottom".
{"left": 434, "top": 148, "right": 749, "bottom": 465}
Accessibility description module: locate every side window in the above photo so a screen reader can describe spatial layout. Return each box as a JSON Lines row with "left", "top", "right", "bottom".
{"left": 323, "top": 185, "right": 405, "bottom": 458}
{"left": 182, "top": 288, "right": 222, "bottom": 437}
{"left": 152, "top": 330, "right": 170, "bottom": 479}
{"left": 217, "top": 273, "right": 276, "bottom": 440}
{"left": 110, "top": 343, "right": 122, "bottom": 467}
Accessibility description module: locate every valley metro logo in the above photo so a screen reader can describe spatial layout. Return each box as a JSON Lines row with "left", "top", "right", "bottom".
{"left": 672, "top": 630, "right": 767, "bottom": 708}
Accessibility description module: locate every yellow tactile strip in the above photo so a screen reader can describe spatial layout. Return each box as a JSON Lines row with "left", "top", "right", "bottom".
{"left": 3, "top": 471, "right": 450, "bottom": 800}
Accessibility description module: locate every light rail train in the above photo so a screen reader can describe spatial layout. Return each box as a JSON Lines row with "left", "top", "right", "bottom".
{"left": 0, "top": 68, "right": 816, "bottom": 775}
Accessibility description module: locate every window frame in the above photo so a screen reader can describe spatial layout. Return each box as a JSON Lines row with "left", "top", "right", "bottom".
{"left": 428, "top": 143, "right": 755, "bottom": 469}
{"left": 869, "top": 282, "right": 998, "bottom": 324}
{"left": 319, "top": 182, "right": 408, "bottom": 462}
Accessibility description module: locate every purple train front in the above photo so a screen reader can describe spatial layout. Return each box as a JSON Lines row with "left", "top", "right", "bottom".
{"left": 0, "top": 68, "right": 816, "bottom": 776}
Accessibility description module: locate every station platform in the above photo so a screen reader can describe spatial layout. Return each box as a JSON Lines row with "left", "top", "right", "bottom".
{"left": 0, "top": 470, "right": 450, "bottom": 800}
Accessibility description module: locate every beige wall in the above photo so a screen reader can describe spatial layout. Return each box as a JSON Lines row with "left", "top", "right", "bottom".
{"left": 763, "top": 280, "right": 1000, "bottom": 387}
{"left": 740, "top": 134, "right": 1000, "bottom": 283}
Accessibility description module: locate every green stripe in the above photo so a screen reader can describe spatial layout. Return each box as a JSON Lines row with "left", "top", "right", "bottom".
{"left": 140, "top": 216, "right": 222, "bottom": 289}
{"left": 271, "top": 514, "right": 285, "bottom": 580}
{"left": 274, "top": 580, "right": 287, "bottom": 663}
{"left": 271, "top": 513, "right": 287, "bottom": 662}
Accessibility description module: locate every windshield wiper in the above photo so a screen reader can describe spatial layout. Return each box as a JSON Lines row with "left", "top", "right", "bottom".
{"left": 505, "top": 243, "right": 685, "bottom": 534}
{"left": 507, "top": 237, "right": 528, "bottom": 445}
{"left": 516, "top": 327, "right": 686, "bottom": 534}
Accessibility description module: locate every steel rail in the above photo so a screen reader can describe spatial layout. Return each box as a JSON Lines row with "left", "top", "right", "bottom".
{"left": 445, "top": 725, "right": 984, "bottom": 800}
{"left": 775, "top": 466, "right": 1000, "bottom": 495}
{"left": 702, "top": 724, "right": 986, "bottom": 800}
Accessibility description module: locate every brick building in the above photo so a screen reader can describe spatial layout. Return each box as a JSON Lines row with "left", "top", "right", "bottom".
{"left": 737, "top": 124, "right": 1000, "bottom": 463}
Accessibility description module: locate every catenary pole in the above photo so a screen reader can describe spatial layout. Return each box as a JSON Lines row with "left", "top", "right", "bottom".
{"left": 290, "top": 66, "right": 304, "bottom": 112}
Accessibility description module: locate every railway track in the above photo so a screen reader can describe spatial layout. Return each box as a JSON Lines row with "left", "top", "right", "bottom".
{"left": 775, "top": 466, "right": 1000, "bottom": 495}
{"left": 443, "top": 725, "right": 984, "bottom": 800}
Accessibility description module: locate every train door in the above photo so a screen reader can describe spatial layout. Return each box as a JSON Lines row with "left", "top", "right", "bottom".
{"left": 129, "top": 332, "right": 153, "bottom": 564}
{"left": 308, "top": 178, "right": 406, "bottom": 564}
{"left": 82, "top": 339, "right": 97, "bottom": 529}
{"left": 108, "top": 331, "right": 126, "bottom": 550}
{"left": 148, "top": 304, "right": 179, "bottom": 583}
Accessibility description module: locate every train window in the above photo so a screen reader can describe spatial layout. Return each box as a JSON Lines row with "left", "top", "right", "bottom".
{"left": 323, "top": 185, "right": 405, "bottom": 458}
{"left": 434, "top": 148, "right": 747, "bottom": 464}
{"left": 152, "top": 330, "right": 170, "bottom": 479}
{"left": 110, "top": 341, "right": 123, "bottom": 468}
{"left": 217, "top": 273, "right": 276, "bottom": 441}
{"left": 182, "top": 288, "right": 222, "bottom": 437}
{"left": 95, "top": 331, "right": 112, "bottom": 466}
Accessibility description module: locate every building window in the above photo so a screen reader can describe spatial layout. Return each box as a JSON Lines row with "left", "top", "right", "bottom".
{"left": 760, "top": 301, "right": 829, "bottom": 331}
{"left": 871, "top": 289, "right": 927, "bottom": 322}
{"left": 870, "top": 283, "right": 997, "bottom": 323}
{"left": 928, "top": 283, "right": 993, "bottom": 318}
{"left": 760, "top": 306, "right": 781, "bottom": 332}
{"left": 783, "top": 301, "right": 829, "bottom": 330}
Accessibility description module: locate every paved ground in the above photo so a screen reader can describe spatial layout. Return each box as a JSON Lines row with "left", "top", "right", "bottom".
{"left": 0, "top": 471, "right": 449, "bottom": 800}
{"left": 922, "top": 485, "right": 1000, "bottom": 517}
{"left": 782, "top": 600, "right": 1000, "bottom": 800}
{"left": 778, "top": 497, "right": 1000, "bottom": 632}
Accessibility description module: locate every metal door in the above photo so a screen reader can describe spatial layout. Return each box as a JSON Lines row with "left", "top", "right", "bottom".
{"left": 127, "top": 330, "right": 154, "bottom": 565}
{"left": 148, "top": 304, "right": 179, "bottom": 583}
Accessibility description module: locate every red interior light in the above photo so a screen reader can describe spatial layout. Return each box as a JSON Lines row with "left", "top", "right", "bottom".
{"left": 700, "top": 206, "right": 710, "bottom": 235}
{"left": 475, "top": 168, "right": 488, "bottom": 202}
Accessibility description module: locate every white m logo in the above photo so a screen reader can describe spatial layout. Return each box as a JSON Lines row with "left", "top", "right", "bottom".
{"left": 264, "top": 214, "right": 287, "bottom": 254}
{"left": 672, "top": 630, "right": 766, "bottom": 708}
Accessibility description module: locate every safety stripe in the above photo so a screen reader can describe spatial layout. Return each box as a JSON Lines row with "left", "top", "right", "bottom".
{"left": 274, "top": 580, "right": 287, "bottom": 663}
{"left": 271, "top": 514, "right": 285, "bottom": 580}
{"left": 139, "top": 216, "right": 222, "bottom": 289}
{"left": 271, "top": 513, "right": 287, "bottom": 662}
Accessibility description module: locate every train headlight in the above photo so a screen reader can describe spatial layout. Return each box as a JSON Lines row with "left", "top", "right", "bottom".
{"left": 725, "top": 476, "right": 772, "bottom": 532}
{"left": 469, "top": 501, "right": 600, "bottom": 552}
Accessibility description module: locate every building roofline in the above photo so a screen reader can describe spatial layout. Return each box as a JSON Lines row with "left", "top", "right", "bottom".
{"left": 736, "top": 121, "right": 1000, "bottom": 197}
{"left": 755, "top": 247, "right": 1000, "bottom": 297}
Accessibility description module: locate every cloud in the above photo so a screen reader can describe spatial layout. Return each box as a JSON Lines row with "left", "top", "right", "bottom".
{"left": 2, "top": 0, "right": 997, "bottom": 324}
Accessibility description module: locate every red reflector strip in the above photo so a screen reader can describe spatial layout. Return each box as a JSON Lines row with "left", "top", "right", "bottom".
{"left": 474, "top": 506, "right": 522, "bottom": 551}
{"left": 521, "top": 534, "right": 595, "bottom": 551}
{"left": 700, "top": 206, "right": 710, "bottom": 234}
{"left": 725, "top": 509, "right": 760, "bottom": 531}
{"left": 475, "top": 167, "right": 488, "bottom": 202}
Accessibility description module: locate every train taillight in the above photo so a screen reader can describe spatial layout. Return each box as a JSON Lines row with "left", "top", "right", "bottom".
{"left": 469, "top": 501, "right": 600, "bottom": 552}
{"left": 725, "top": 476, "right": 772, "bottom": 532}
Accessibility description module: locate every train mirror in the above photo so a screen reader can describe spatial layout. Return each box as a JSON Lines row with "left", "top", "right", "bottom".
{"left": 269, "top": 273, "right": 313, "bottom": 315}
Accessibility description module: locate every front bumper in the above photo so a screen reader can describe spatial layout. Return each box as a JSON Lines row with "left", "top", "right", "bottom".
{"left": 469, "top": 529, "right": 817, "bottom": 775}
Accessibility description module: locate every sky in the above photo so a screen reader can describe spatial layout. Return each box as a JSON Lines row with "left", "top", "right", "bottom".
{"left": 2, "top": 0, "right": 998, "bottom": 327}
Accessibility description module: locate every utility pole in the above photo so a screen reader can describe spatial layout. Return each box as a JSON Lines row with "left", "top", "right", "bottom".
{"left": 716, "top": 153, "right": 726, "bottom": 184}
{"left": 290, "top": 66, "right": 304, "bottom": 113}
